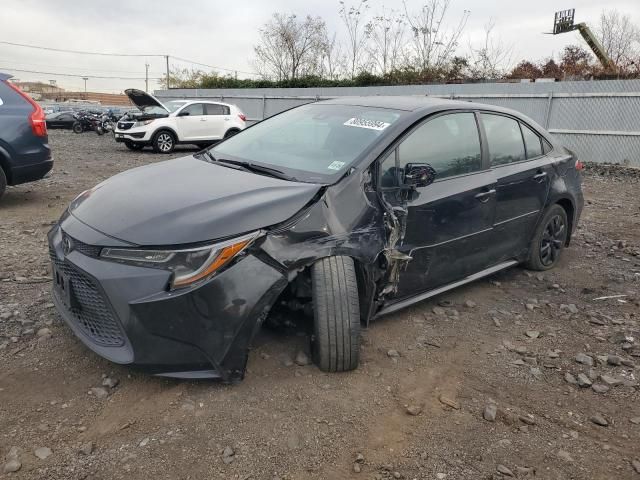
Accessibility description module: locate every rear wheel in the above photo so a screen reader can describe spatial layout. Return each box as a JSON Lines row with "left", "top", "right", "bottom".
{"left": 124, "top": 141, "right": 144, "bottom": 151}
{"left": 152, "top": 130, "right": 176, "bottom": 154}
{"left": 311, "top": 256, "right": 360, "bottom": 372}
{"left": 72, "top": 122, "right": 83, "bottom": 134}
{"left": 223, "top": 128, "right": 240, "bottom": 139}
{"left": 0, "top": 167, "right": 7, "bottom": 200}
{"left": 525, "top": 204, "right": 568, "bottom": 271}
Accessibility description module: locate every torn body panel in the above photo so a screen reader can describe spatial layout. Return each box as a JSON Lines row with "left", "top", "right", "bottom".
{"left": 260, "top": 167, "right": 411, "bottom": 323}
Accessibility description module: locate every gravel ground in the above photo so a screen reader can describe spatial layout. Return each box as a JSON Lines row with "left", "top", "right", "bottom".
{"left": 1, "top": 130, "right": 639, "bottom": 480}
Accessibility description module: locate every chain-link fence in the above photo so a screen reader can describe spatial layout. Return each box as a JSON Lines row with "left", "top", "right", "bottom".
{"left": 156, "top": 79, "right": 640, "bottom": 167}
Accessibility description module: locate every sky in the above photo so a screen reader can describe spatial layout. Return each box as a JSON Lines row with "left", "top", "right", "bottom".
{"left": 1, "top": 0, "right": 639, "bottom": 93}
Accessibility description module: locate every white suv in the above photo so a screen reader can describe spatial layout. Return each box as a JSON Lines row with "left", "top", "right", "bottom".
{"left": 114, "top": 89, "right": 246, "bottom": 153}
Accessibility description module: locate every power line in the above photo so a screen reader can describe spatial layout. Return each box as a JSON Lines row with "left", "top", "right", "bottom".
{"left": 0, "top": 40, "right": 260, "bottom": 76}
{"left": 0, "top": 58, "right": 165, "bottom": 75}
{"left": 0, "top": 66, "right": 164, "bottom": 81}
{"left": 0, "top": 41, "right": 164, "bottom": 57}
{"left": 170, "top": 55, "right": 258, "bottom": 76}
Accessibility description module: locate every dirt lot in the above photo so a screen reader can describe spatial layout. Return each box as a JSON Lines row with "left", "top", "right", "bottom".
{"left": 1, "top": 130, "right": 639, "bottom": 480}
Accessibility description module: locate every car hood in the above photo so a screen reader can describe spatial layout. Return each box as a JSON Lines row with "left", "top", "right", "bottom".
{"left": 69, "top": 156, "right": 323, "bottom": 246}
{"left": 124, "top": 88, "right": 169, "bottom": 113}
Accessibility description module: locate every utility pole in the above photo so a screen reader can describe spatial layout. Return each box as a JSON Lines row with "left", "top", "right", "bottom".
{"left": 145, "top": 63, "right": 150, "bottom": 92}
{"left": 82, "top": 77, "right": 88, "bottom": 96}
{"left": 165, "top": 55, "right": 170, "bottom": 89}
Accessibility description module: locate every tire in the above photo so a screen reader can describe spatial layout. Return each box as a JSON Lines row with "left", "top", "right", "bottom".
{"left": 223, "top": 128, "right": 240, "bottom": 139}
{"left": 124, "top": 141, "right": 144, "bottom": 151}
{"left": 525, "top": 204, "right": 569, "bottom": 271}
{"left": 152, "top": 130, "right": 176, "bottom": 154}
{"left": 0, "top": 167, "right": 7, "bottom": 200}
{"left": 72, "top": 122, "right": 83, "bottom": 134}
{"left": 311, "top": 256, "right": 361, "bottom": 372}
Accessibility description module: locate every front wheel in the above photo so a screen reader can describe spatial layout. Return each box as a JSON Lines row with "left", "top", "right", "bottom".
{"left": 311, "top": 256, "right": 361, "bottom": 372}
{"left": 72, "top": 122, "right": 83, "bottom": 134}
{"left": 124, "top": 141, "right": 144, "bottom": 151}
{"left": 152, "top": 130, "right": 176, "bottom": 153}
{"left": 525, "top": 204, "right": 569, "bottom": 271}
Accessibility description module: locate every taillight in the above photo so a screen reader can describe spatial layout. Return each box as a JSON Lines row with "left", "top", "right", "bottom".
{"left": 238, "top": 114, "right": 246, "bottom": 122}
{"left": 575, "top": 159, "right": 585, "bottom": 171}
{"left": 5, "top": 81, "right": 48, "bottom": 137}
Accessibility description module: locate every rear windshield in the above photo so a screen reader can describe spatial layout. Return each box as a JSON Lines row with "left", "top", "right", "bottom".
{"left": 212, "top": 103, "right": 402, "bottom": 183}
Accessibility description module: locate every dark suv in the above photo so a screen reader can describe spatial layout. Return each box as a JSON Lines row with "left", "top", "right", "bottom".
{"left": 0, "top": 72, "right": 52, "bottom": 199}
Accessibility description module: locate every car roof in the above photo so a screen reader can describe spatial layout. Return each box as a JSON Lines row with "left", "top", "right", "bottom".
{"left": 318, "top": 95, "right": 503, "bottom": 113}
{"left": 167, "top": 99, "right": 235, "bottom": 108}
{"left": 0, "top": 72, "right": 12, "bottom": 81}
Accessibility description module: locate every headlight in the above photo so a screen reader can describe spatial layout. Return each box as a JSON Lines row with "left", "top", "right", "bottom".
{"left": 133, "top": 119, "right": 155, "bottom": 127}
{"left": 100, "top": 231, "right": 261, "bottom": 289}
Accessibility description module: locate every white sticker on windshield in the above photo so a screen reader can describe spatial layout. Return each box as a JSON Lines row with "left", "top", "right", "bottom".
{"left": 344, "top": 117, "right": 390, "bottom": 131}
{"left": 327, "top": 161, "right": 346, "bottom": 170}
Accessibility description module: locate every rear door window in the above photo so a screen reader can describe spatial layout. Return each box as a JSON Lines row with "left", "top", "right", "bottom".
{"left": 521, "top": 123, "right": 543, "bottom": 159}
{"left": 482, "top": 113, "right": 526, "bottom": 166}
{"left": 397, "top": 112, "right": 483, "bottom": 180}
{"left": 206, "top": 104, "right": 229, "bottom": 115}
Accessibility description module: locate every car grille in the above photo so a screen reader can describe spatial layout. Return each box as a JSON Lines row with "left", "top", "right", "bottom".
{"left": 64, "top": 233, "right": 102, "bottom": 258}
{"left": 117, "top": 122, "right": 134, "bottom": 130}
{"left": 49, "top": 246, "right": 126, "bottom": 347}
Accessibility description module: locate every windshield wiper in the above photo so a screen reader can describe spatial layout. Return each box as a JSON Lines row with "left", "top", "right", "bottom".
{"left": 199, "top": 151, "right": 297, "bottom": 181}
{"left": 216, "top": 158, "right": 297, "bottom": 181}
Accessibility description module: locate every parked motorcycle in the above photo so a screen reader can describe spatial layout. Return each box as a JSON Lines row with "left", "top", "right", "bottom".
{"left": 72, "top": 111, "right": 105, "bottom": 135}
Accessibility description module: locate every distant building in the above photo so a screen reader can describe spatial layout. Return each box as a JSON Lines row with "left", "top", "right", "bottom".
{"left": 12, "top": 81, "right": 65, "bottom": 99}
{"left": 48, "top": 91, "right": 132, "bottom": 106}
{"left": 10, "top": 81, "right": 132, "bottom": 106}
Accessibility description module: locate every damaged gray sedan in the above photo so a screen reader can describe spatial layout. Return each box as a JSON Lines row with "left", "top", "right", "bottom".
{"left": 48, "top": 96, "right": 583, "bottom": 382}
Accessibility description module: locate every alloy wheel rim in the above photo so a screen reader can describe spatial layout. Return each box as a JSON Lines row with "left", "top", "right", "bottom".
{"left": 539, "top": 214, "right": 566, "bottom": 266}
{"left": 158, "top": 134, "right": 172, "bottom": 151}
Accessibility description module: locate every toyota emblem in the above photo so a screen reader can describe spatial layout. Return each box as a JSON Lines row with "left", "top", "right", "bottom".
{"left": 62, "top": 236, "right": 73, "bottom": 255}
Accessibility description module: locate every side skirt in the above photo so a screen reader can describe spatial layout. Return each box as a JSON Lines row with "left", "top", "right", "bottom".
{"left": 374, "top": 260, "right": 519, "bottom": 318}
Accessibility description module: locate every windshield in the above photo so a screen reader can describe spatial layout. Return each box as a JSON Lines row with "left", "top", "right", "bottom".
{"left": 166, "top": 101, "right": 187, "bottom": 112}
{"left": 211, "top": 103, "right": 402, "bottom": 182}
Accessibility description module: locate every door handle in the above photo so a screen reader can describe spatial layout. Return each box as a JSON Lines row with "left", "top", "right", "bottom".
{"left": 199, "top": 118, "right": 207, "bottom": 121}
{"left": 474, "top": 189, "right": 496, "bottom": 202}
{"left": 533, "top": 171, "right": 547, "bottom": 182}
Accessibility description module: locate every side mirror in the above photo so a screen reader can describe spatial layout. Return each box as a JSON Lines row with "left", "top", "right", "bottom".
{"left": 404, "top": 163, "right": 436, "bottom": 188}
{"left": 178, "top": 111, "right": 190, "bottom": 117}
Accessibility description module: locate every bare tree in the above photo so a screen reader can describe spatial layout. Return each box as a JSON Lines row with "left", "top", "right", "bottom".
{"left": 168, "top": 68, "right": 207, "bottom": 88}
{"left": 403, "top": 0, "right": 470, "bottom": 72}
{"left": 253, "top": 13, "right": 327, "bottom": 81}
{"left": 559, "top": 45, "right": 594, "bottom": 78}
{"left": 597, "top": 9, "right": 640, "bottom": 70}
{"left": 320, "top": 32, "right": 346, "bottom": 80}
{"left": 339, "top": 0, "right": 370, "bottom": 78}
{"left": 467, "top": 20, "right": 513, "bottom": 80}
{"left": 365, "top": 7, "right": 407, "bottom": 75}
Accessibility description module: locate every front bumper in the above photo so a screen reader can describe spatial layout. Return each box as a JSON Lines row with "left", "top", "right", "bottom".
{"left": 47, "top": 215, "right": 287, "bottom": 381}
{"left": 114, "top": 126, "right": 153, "bottom": 143}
